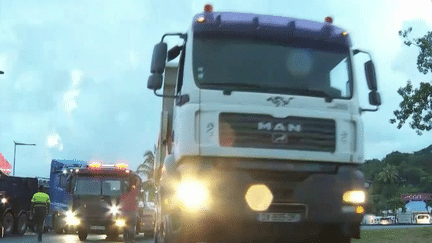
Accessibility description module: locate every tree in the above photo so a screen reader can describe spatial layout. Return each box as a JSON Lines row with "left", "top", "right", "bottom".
{"left": 137, "top": 150, "right": 156, "bottom": 197}
{"left": 377, "top": 164, "right": 399, "bottom": 185}
{"left": 390, "top": 28, "right": 432, "bottom": 135}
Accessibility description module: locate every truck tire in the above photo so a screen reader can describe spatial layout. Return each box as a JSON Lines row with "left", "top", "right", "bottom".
{"left": 2, "top": 211, "right": 14, "bottom": 236}
{"left": 52, "top": 214, "right": 64, "bottom": 234}
{"left": 78, "top": 229, "right": 88, "bottom": 241}
{"left": 14, "top": 212, "right": 28, "bottom": 235}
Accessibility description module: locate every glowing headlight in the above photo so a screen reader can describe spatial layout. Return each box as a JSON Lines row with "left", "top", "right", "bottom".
{"left": 65, "top": 210, "right": 80, "bottom": 226}
{"left": 109, "top": 205, "right": 121, "bottom": 216}
{"left": 245, "top": 184, "right": 273, "bottom": 211}
{"left": 176, "top": 179, "right": 209, "bottom": 211}
{"left": 115, "top": 219, "right": 126, "bottom": 227}
{"left": 343, "top": 190, "right": 365, "bottom": 204}
{"left": 1, "top": 198, "right": 7, "bottom": 204}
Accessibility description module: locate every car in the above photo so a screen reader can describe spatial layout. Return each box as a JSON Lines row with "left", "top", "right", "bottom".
{"left": 414, "top": 214, "right": 431, "bottom": 224}
{"left": 379, "top": 217, "right": 393, "bottom": 225}
{"left": 139, "top": 202, "right": 156, "bottom": 237}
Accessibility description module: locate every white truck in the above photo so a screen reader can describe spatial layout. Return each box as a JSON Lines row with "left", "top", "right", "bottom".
{"left": 147, "top": 4, "right": 381, "bottom": 243}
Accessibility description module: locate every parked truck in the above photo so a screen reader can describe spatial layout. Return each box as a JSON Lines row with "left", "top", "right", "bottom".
{"left": 0, "top": 174, "right": 38, "bottom": 236}
{"left": 147, "top": 4, "right": 381, "bottom": 243}
{"left": 46, "top": 159, "right": 87, "bottom": 234}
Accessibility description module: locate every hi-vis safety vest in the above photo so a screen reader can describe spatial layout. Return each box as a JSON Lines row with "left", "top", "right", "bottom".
{"left": 31, "top": 192, "right": 50, "bottom": 207}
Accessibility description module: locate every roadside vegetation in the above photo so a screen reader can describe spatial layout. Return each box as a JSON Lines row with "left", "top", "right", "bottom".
{"left": 361, "top": 144, "right": 432, "bottom": 214}
{"left": 353, "top": 227, "right": 432, "bottom": 243}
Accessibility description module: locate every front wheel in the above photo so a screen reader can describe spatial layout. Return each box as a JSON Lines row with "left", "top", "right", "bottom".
{"left": 2, "top": 211, "right": 14, "bottom": 236}
{"left": 78, "top": 229, "right": 88, "bottom": 241}
{"left": 52, "top": 214, "right": 64, "bottom": 234}
{"left": 14, "top": 212, "right": 28, "bottom": 235}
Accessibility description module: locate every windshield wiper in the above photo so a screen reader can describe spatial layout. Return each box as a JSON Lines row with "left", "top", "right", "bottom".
{"left": 201, "top": 82, "right": 264, "bottom": 95}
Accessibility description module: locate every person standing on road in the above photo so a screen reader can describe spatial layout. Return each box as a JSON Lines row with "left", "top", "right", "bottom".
{"left": 31, "top": 185, "right": 50, "bottom": 242}
{"left": 122, "top": 176, "right": 139, "bottom": 243}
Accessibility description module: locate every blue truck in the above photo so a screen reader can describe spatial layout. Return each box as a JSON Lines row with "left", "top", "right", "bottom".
{"left": 46, "top": 159, "right": 87, "bottom": 233}
{"left": 0, "top": 174, "right": 38, "bottom": 236}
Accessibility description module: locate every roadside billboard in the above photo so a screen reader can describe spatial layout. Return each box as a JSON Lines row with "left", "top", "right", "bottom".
{"left": 0, "top": 152, "right": 11, "bottom": 175}
{"left": 401, "top": 193, "right": 432, "bottom": 202}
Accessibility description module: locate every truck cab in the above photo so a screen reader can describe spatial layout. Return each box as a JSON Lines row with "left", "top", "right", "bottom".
{"left": 64, "top": 162, "right": 145, "bottom": 241}
{"left": 147, "top": 5, "right": 381, "bottom": 243}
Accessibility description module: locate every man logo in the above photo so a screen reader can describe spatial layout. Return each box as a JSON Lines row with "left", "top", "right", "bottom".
{"left": 272, "top": 133, "right": 288, "bottom": 143}
{"left": 258, "top": 122, "right": 302, "bottom": 132}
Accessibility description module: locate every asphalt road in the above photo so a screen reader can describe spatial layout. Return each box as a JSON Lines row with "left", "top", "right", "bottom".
{"left": 2, "top": 225, "right": 432, "bottom": 242}
{"left": 361, "top": 224, "right": 432, "bottom": 230}
{"left": 0, "top": 231, "right": 154, "bottom": 243}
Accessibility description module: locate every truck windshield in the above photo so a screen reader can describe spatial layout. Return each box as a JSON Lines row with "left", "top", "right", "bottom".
{"left": 193, "top": 36, "right": 352, "bottom": 99}
{"left": 74, "top": 177, "right": 123, "bottom": 196}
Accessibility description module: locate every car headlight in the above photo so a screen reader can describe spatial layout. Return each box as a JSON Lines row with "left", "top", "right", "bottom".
{"left": 176, "top": 179, "right": 209, "bottom": 212}
{"left": 65, "top": 210, "right": 80, "bottom": 226}
{"left": 343, "top": 190, "right": 365, "bottom": 204}
{"left": 108, "top": 205, "right": 121, "bottom": 216}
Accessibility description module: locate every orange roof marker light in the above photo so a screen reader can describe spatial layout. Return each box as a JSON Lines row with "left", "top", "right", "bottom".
{"left": 115, "top": 163, "right": 128, "bottom": 169}
{"left": 89, "top": 162, "right": 102, "bottom": 168}
{"left": 325, "top": 16, "right": 333, "bottom": 24}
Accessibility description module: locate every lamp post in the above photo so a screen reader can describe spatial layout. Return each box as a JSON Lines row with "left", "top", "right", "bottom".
{"left": 13, "top": 141, "right": 36, "bottom": 176}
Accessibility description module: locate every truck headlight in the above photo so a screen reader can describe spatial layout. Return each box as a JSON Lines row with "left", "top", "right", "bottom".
{"left": 176, "top": 179, "right": 209, "bottom": 212}
{"left": 1, "top": 198, "right": 7, "bottom": 204}
{"left": 108, "top": 205, "right": 121, "bottom": 216}
{"left": 343, "top": 190, "right": 365, "bottom": 204}
{"left": 245, "top": 184, "right": 273, "bottom": 211}
{"left": 65, "top": 210, "right": 80, "bottom": 226}
{"left": 115, "top": 219, "right": 126, "bottom": 227}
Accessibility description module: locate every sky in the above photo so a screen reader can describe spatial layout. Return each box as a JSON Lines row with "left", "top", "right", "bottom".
{"left": 0, "top": 0, "right": 431, "bottom": 178}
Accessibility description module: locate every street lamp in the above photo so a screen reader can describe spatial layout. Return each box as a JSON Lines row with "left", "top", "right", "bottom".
{"left": 13, "top": 141, "right": 36, "bottom": 176}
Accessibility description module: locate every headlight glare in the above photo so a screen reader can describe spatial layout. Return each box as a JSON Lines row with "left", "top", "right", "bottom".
{"left": 115, "top": 219, "right": 126, "bottom": 227}
{"left": 109, "top": 205, "right": 121, "bottom": 216}
{"left": 65, "top": 210, "right": 80, "bottom": 226}
{"left": 245, "top": 184, "right": 273, "bottom": 211}
{"left": 176, "top": 179, "right": 209, "bottom": 212}
{"left": 343, "top": 190, "right": 365, "bottom": 204}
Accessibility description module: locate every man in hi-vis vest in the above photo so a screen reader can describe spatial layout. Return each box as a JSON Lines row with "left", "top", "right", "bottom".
{"left": 31, "top": 185, "right": 50, "bottom": 242}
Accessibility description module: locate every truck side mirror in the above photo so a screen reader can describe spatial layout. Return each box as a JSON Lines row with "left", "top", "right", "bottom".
{"left": 369, "top": 91, "right": 381, "bottom": 106}
{"left": 150, "top": 42, "right": 168, "bottom": 74}
{"left": 148, "top": 74, "right": 163, "bottom": 90}
{"left": 365, "top": 60, "right": 377, "bottom": 91}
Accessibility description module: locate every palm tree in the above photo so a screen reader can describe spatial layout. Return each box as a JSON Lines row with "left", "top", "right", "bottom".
{"left": 136, "top": 150, "right": 156, "bottom": 198}
{"left": 137, "top": 150, "right": 155, "bottom": 181}
{"left": 377, "top": 164, "right": 399, "bottom": 184}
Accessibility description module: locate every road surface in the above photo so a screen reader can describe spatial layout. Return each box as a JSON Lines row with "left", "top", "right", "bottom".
{"left": 361, "top": 224, "right": 432, "bottom": 230}
{"left": 2, "top": 225, "right": 432, "bottom": 242}
{"left": 1, "top": 231, "right": 154, "bottom": 243}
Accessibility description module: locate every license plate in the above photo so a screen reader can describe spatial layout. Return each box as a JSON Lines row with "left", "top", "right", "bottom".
{"left": 90, "top": 226, "right": 105, "bottom": 230}
{"left": 258, "top": 213, "right": 302, "bottom": 222}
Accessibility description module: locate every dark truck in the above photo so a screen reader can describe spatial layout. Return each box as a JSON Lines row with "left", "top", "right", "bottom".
{"left": 63, "top": 162, "right": 147, "bottom": 241}
{"left": 0, "top": 174, "right": 38, "bottom": 236}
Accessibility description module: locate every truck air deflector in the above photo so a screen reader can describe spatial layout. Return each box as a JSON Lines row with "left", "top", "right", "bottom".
{"left": 219, "top": 113, "right": 336, "bottom": 152}
{"left": 193, "top": 12, "right": 351, "bottom": 50}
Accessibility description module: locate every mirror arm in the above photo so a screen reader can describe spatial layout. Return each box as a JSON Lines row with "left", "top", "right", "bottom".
{"left": 360, "top": 106, "right": 379, "bottom": 113}
{"left": 161, "top": 33, "right": 187, "bottom": 42}
{"left": 353, "top": 49, "right": 373, "bottom": 59}
{"left": 154, "top": 89, "right": 179, "bottom": 99}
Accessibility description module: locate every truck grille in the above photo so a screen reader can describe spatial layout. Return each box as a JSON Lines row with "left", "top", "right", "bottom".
{"left": 219, "top": 113, "right": 336, "bottom": 152}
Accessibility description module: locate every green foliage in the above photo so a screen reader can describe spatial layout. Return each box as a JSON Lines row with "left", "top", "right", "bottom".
{"left": 390, "top": 28, "right": 432, "bottom": 135}
{"left": 362, "top": 144, "right": 432, "bottom": 214}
